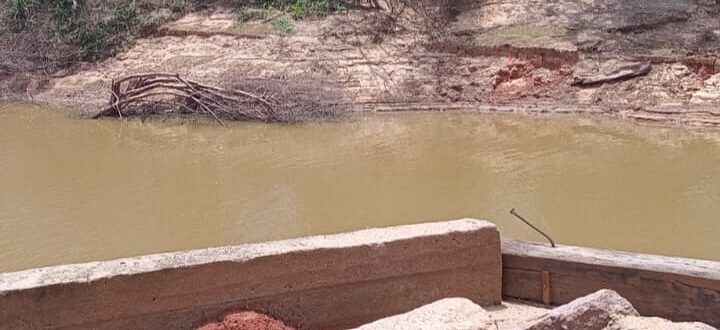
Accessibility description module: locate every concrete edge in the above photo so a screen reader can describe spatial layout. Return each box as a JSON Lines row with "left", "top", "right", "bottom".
{"left": 0, "top": 218, "right": 496, "bottom": 294}
{"left": 502, "top": 239, "right": 720, "bottom": 328}
{"left": 502, "top": 239, "right": 720, "bottom": 281}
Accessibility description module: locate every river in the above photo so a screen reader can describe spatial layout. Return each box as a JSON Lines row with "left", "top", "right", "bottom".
{"left": 1, "top": 103, "right": 719, "bottom": 272}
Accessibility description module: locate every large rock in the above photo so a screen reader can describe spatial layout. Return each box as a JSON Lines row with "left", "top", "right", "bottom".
{"left": 610, "top": 316, "right": 718, "bottom": 330}
{"left": 691, "top": 73, "right": 720, "bottom": 104}
{"left": 521, "top": 289, "right": 639, "bottom": 330}
{"left": 351, "top": 298, "right": 494, "bottom": 330}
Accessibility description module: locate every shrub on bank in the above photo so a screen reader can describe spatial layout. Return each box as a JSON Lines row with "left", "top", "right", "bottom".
{"left": 0, "top": 0, "right": 375, "bottom": 77}
{"left": 1, "top": 0, "right": 178, "bottom": 75}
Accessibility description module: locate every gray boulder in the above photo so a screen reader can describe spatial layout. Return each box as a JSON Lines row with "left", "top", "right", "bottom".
{"left": 520, "top": 289, "right": 639, "bottom": 330}
{"left": 351, "top": 298, "right": 493, "bottom": 330}
{"left": 609, "top": 316, "right": 718, "bottom": 330}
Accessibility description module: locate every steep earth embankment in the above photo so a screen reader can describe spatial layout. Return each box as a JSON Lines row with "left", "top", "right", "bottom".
{"left": 10, "top": 0, "right": 720, "bottom": 126}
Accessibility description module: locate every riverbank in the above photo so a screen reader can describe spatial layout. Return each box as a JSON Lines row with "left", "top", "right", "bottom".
{"left": 2, "top": 0, "right": 720, "bottom": 126}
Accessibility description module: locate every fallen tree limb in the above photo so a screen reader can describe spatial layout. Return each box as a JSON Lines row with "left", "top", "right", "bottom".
{"left": 571, "top": 62, "right": 652, "bottom": 86}
{"left": 91, "top": 73, "right": 297, "bottom": 124}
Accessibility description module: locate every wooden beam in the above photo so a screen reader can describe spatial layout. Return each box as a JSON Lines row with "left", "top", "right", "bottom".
{"left": 541, "top": 270, "right": 551, "bottom": 306}
{"left": 502, "top": 240, "right": 720, "bottom": 328}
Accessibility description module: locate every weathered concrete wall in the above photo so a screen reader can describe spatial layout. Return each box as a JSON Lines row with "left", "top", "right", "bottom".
{"left": 502, "top": 240, "right": 720, "bottom": 328}
{"left": 0, "top": 219, "right": 501, "bottom": 330}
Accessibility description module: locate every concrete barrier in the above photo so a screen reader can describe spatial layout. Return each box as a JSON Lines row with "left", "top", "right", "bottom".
{"left": 502, "top": 240, "right": 720, "bottom": 328}
{"left": 0, "top": 219, "right": 501, "bottom": 330}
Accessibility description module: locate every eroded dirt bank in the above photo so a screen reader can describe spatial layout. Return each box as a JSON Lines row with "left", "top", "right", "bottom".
{"left": 17, "top": 0, "right": 720, "bottom": 126}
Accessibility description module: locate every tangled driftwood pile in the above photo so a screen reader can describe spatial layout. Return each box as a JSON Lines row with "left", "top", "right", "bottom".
{"left": 91, "top": 73, "right": 340, "bottom": 124}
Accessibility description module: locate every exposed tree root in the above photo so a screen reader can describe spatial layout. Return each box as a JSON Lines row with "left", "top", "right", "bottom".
{"left": 91, "top": 73, "right": 291, "bottom": 125}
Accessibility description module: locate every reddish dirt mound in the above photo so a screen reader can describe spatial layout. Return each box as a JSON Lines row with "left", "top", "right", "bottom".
{"left": 197, "top": 311, "right": 295, "bottom": 330}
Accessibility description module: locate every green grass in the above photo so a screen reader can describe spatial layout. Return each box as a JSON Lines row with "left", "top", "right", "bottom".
{"left": 290, "top": 0, "right": 307, "bottom": 19}
{"left": 112, "top": 2, "right": 138, "bottom": 30}
{"left": 234, "top": 0, "right": 345, "bottom": 36}
{"left": 171, "top": 0, "right": 188, "bottom": 13}
{"left": 259, "top": 0, "right": 344, "bottom": 20}
{"left": 271, "top": 16, "right": 293, "bottom": 35}
{"left": 6, "top": 0, "right": 32, "bottom": 31}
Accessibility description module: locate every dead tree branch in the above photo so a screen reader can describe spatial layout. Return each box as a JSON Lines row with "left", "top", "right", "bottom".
{"left": 91, "top": 73, "right": 302, "bottom": 124}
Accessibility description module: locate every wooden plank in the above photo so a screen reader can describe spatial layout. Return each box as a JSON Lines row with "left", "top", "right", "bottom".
{"left": 541, "top": 270, "right": 551, "bottom": 305}
{"left": 502, "top": 240, "right": 720, "bottom": 328}
{"left": 502, "top": 268, "right": 542, "bottom": 301}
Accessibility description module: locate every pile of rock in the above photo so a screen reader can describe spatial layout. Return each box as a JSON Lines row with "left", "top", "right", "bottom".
{"left": 196, "top": 311, "right": 295, "bottom": 330}
{"left": 351, "top": 290, "right": 717, "bottom": 330}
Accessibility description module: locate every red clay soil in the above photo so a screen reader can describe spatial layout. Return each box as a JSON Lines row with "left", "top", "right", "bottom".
{"left": 196, "top": 311, "right": 296, "bottom": 330}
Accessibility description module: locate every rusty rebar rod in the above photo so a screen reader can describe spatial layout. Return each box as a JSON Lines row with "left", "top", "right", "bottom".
{"left": 510, "top": 208, "right": 556, "bottom": 248}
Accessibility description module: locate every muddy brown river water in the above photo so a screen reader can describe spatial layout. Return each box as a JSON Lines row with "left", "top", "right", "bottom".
{"left": 1, "top": 103, "right": 720, "bottom": 272}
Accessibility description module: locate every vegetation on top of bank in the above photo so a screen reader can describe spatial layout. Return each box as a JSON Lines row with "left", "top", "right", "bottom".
{"left": 248, "top": 0, "right": 347, "bottom": 20}
{"left": 0, "top": 0, "right": 379, "bottom": 78}
{"left": 234, "top": 0, "right": 356, "bottom": 35}
{"left": 2, "top": 0, "right": 187, "bottom": 76}
{"left": 270, "top": 16, "right": 293, "bottom": 35}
